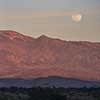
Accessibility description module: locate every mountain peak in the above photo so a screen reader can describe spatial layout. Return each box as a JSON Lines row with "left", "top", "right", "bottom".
{"left": 36, "top": 35, "right": 52, "bottom": 41}
{"left": 0, "top": 30, "right": 20, "bottom": 35}
{"left": 38, "top": 35, "right": 49, "bottom": 39}
{"left": 0, "top": 30, "right": 23, "bottom": 37}
{"left": 0, "top": 30, "right": 34, "bottom": 42}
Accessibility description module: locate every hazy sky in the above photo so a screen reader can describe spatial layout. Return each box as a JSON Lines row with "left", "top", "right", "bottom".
{"left": 0, "top": 0, "right": 100, "bottom": 41}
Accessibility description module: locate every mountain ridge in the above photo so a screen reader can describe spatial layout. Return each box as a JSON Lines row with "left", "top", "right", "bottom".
{"left": 0, "top": 30, "right": 100, "bottom": 80}
{"left": 0, "top": 30, "right": 100, "bottom": 43}
{"left": 0, "top": 76, "right": 100, "bottom": 88}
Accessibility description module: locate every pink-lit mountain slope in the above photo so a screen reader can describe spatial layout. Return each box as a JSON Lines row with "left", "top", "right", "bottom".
{"left": 0, "top": 30, "right": 100, "bottom": 80}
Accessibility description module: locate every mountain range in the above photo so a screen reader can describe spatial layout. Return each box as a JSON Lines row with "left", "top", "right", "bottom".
{"left": 0, "top": 76, "right": 100, "bottom": 88}
{"left": 0, "top": 30, "right": 100, "bottom": 80}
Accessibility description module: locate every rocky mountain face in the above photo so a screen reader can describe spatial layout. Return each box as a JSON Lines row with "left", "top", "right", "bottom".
{"left": 0, "top": 30, "right": 100, "bottom": 80}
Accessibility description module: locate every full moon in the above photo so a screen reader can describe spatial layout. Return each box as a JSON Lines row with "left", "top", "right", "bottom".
{"left": 72, "top": 14, "right": 82, "bottom": 22}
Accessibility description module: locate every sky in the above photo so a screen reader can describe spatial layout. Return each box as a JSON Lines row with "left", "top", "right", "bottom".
{"left": 0, "top": 0, "right": 100, "bottom": 41}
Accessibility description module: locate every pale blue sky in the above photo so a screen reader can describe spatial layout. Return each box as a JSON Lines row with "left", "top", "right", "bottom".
{"left": 0, "top": 0, "right": 99, "bottom": 10}
{"left": 0, "top": 0, "right": 100, "bottom": 41}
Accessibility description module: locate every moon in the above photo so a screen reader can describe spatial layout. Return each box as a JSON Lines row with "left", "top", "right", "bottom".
{"left": 72, "top": 14, "right": 82, "bottom": 22}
